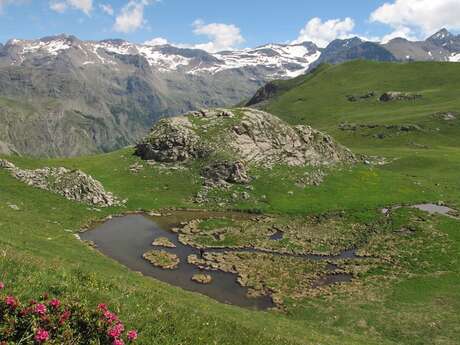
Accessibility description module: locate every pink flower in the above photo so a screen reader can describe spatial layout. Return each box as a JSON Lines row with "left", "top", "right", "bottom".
{"left": 97, "top": 303, "right": 108, "bottom": 311}
{"left": 0, "top": 282, "right": 4, "bottom": 290}
{"left": 113, "top": 339, "right": 125, "bottom": 345}
{"left": 5, "top": 296, "right": 17, "bottom": 309}
{"left": 35, "top": 303, "right": 47, "bottom": 315}
{"left": 104, "top": 310, "right": 118, "bottom": 324}
{"left": 108, "top": 323, "right": 124, "bottom": 338}
{"left": 59, "top": 310, "right": 71, "bottom": 325}
{"left": 127, "top": 330, "right": 138, "bottom": 341}
{"left": 49, "top": 299, "right": 61, "bottom": 309}
{"left": 35, "top": 329, "right": 49, "bottom": 343}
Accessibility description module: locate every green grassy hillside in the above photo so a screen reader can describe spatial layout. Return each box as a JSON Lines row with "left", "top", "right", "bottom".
{"left": 1, "top": 61, "right": 460, "bottom": 344}
{"left": 261, "top": 60, "right": 460, "bottom": 148}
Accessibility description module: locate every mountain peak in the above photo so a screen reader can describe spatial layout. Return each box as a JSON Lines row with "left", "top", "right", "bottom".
{"left": 427, "top": 28, "right": 453, "bottom": 43}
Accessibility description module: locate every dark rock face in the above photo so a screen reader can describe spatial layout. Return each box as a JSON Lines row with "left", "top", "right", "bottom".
{"left": 246, "top": 82, "right": 282, "bottom": 107}
{"left": 201, "top": 161, "right": 250, "bottom": 185}
{"left": 315, "top": 38, "right": 397, "bottom": 66}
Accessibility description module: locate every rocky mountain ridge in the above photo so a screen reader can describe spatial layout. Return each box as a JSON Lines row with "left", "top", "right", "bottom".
{"left": 1, "top": 29, "right": 459, "bottom": 157}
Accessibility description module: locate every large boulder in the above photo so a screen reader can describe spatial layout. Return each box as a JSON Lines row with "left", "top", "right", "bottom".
{"left": 229, "top": 108, "right": 355, "bottom": 167}
{"left": 201, "top": 160, "right": 250, "bottom": 186}
{"left": 135, "top": 117, "right": 210, "bottom": 162}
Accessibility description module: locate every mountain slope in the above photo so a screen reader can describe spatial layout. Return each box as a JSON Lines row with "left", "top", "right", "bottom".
{"left": 0, "top": 35, "right": 322, "bottom": 157}
{"left": 248, "top": 60, "right": 460, "bottom": 152}
{"left": 2, "top": 30, "right": 460, "bottom": 157}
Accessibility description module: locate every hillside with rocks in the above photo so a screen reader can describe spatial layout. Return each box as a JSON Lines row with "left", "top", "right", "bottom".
{"left": 135, "top": 108, "right": 355, "bottom": 188}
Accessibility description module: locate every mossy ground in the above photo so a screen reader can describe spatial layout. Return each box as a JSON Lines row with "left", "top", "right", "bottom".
{"left": 1, "top": 61, "right": 460, "bottom": 344}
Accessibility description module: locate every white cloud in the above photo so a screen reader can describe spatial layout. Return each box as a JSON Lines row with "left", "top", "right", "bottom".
{"left": 190, "top": 19, "right": 245, "bottom": 52}
{"left": 294, "top": 17, "right": 356, "bottom": 47}
{"left": 113, "top": 0, "right": 151, "bottom": 33}
{"left": 370, "top": 0, "right": 460, "bottom": 37}
{"left": 380, "top": 26, "right": 418, "bottom": 44}
{"left": 49, "top": 0, "right": 93, "bottom": 15}
{"left": 99, "top": 3, "right": 113, "bottom": 16}
{"left": 50, "top": 1, "right": 66, "bottom": 13}
{"left": 144, "top": 37, "right": 168, "bottom": 46}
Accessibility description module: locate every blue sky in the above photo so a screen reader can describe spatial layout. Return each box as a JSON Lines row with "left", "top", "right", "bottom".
{"left": 1, "top": 0, "right": 459, "bottom": 51}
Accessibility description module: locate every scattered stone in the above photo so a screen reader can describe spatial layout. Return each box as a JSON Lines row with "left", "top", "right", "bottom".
{"left": 152, "top": 237, "right": 176, "bottom": 248}
{"left": 346, "top": 91, "right": 375, "bottom": 102}
{"left": 241, "top": 192, "right": 250, "bottom": 200}
{"left": 143, "top": 250, "right": 180, "bottom": 270}
{"left": 296, "top": 169, "right": 327, "bottom": 187}
{"left": 128, "top": 162, "right": 144, "bottom": 173}
{"left": 434, "top": 111, "right": 458, "bottom": 121}
{"left": 0, "top": 159, "right": 16, "bottom": 170}
{"left": 0, "top": 160, "right": 121, "bottom": 207}
{"left": 191, "top": 273, "right": 213, "bottom": 284}
{"left": 188, "top": 108, "right": 235, "bottom": 118}
{"left": 7, "top": 204, "right": 20, "bottom": 211}
{"left": 379, "top": 92, "right": 422, "bottom": 102}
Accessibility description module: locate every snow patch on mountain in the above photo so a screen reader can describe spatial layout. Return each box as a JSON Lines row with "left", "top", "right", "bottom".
{"left": 189, "top": 43, "right": 321, "bottom": 78}
{"left": 12, "top": 38, "right": 72, "bottom": 56}
{"left": 137, "top": 46, "right": 192, "bottom": 72}
{"left": 449, "top": 53, "right": 460, "bottom": 62}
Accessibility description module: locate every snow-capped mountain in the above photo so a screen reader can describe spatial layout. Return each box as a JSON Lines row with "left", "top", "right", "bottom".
{"left": 1, "top": 29, "right": 460, "bottom": 157}
{"left": 1, "top": 35, "right": 321, "bottom": 79}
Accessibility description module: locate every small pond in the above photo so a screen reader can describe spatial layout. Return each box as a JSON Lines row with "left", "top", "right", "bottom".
{"left": 80, "top": 211, "right": 357, "bottom": 310}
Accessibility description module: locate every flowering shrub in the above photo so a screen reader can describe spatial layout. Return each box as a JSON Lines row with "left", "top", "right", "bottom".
{"left": 0, "top": 282, "right": 138, "bottom": 344}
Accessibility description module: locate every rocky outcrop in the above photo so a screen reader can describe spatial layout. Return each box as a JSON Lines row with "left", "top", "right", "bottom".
{"left": 135, "top": 107, "right": 355, "bottom": 170}
{"left": 379, "top": 92, "right": 422, "bottom": 102}
{"left": 0, "top": 159, "right": 121, "bottom": 207}
{"left": 230, "top": 109, "right": 355, "bottom": 167}
{"left": 135, "top": 117, "right": 210, "bottom": 162}
{"left": 201, "top": 161, "right": 250, "bottom": 186}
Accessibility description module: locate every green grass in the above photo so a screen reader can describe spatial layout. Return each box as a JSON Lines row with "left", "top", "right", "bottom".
{"left": 2, "top": 60, "right": 460, "bottom": 344}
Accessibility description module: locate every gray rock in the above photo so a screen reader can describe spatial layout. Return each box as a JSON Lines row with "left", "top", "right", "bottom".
{"left": 0, "top": 159, "right": 121, "bottom": 207}
{"left": 379, "top": 92, "right": 422, "bottom": 102}
{"left": 201, "top": 161, "right": 250, "bottom": 186}
{"left": 135, "top": 117, "right": 210, "bottom": 162}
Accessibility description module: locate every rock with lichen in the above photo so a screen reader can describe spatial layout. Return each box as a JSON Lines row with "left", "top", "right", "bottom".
{"left": 0, "top": 159, "right": 121, "bottom": 207}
